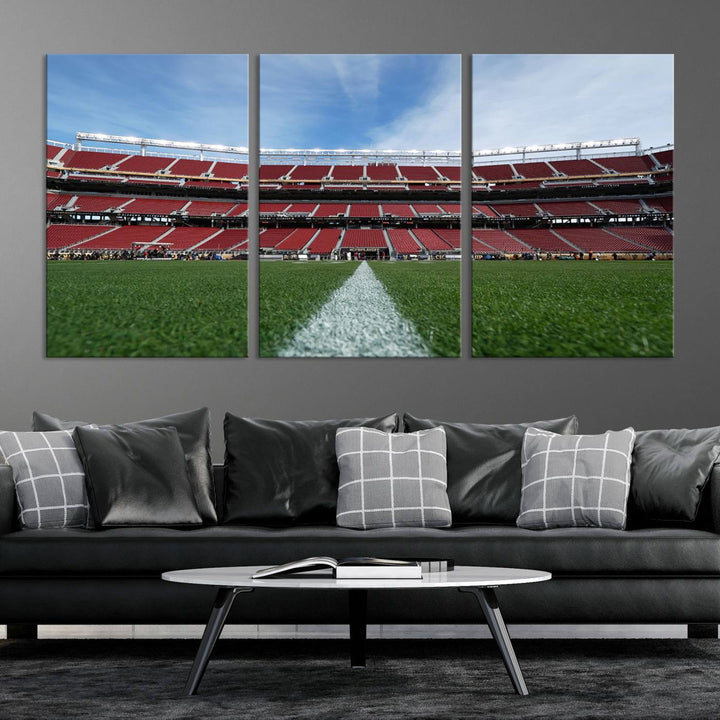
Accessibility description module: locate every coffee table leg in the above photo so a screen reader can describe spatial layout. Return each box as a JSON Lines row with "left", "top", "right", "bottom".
{"left": 184, "top": 587, "right": 253, "bottom": 696}
{"left": 348, "top": 588, "right": 368, "bottom": 668}
{"left": 459, "top": 587, "right": 529, "bottom": 696}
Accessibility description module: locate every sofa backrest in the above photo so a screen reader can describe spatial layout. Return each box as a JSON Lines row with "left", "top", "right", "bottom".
{"left": 2, "top": 461, "right": 720, "bottom": 532}
{"left": 711, "top": 463, "right": 720, "bottom": 533}
{"left": 213, "top": 464, "right": 225, "bottom": 519}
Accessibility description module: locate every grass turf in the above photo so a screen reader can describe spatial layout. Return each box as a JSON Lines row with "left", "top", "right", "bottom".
{"left": 369, "top": 260, "right": 461, "bottom": 357}
{"left": 46, "top": 260, "right": 248, "bottom": 357}
{"left": 259, "top": 261, "right": 357, "bottom": 356}
{"left": 472, "top": 260, "right": 673, "bottom": 357}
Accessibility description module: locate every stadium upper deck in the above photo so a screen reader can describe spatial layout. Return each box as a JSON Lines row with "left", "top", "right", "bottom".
{"left": 47, "top": 141, "right": 672, "bottom": 192}
{"left": 46, "top": 137, "right": 673, "bottom": 258}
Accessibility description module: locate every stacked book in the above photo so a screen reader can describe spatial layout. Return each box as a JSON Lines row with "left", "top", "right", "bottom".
{"left": 252, "top": 556, "right": 454, "bottom": 580}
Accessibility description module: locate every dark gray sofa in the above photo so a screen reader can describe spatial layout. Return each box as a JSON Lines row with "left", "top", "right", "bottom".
{"left": 2, "top": 463, "right": 720, "bottom": 637}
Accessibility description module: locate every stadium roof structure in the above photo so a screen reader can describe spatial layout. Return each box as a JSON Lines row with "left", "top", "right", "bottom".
{"left": 473, "top": 138, "right": 641, "bottom": 161}
{"left": 71, "top": 133, "right": 659, "bottom": 167}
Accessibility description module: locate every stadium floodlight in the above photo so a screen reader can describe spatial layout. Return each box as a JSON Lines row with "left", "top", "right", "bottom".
{"left": 76, "top": 132, "right": 249, "bottom": 158}
{"left": 472, "top": 137, "right": 641, "bottom": 160}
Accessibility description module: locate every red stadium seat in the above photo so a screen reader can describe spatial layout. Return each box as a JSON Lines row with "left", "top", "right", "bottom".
{"left": 509, "top": 229, "right": 577, "bottom": 253}
{"left": 274, "top": 228, "right": 317, "bottom": 252}
{"left": 489, "top": 202, "right": 540, "bottom": 218}
{"left": 167, "top": 158, "right": 213, "bottom": 177}
{"left": 349, "top": 204, "right": 381, "bottom": 218}
{"left": 307, "top": 228, "right": 342, "bottom": 254}
{"left": 287, "top": 165, "right": 331, "bottom": 181}
{"left": 71, "top": 195, "right": 134, "bottom": 213}
{"left": 330, "top": 165, "right": 364, "bottom": 181}
{"left": 341, "top": 229, "right": 388, "bottom": 249}
{"left": 197, "top": 228, "right": 248, "bottom": 252}
{"left": 72, "top": 225, "right": 170, "bottom": 251}
{"left": 381, "top": 203, "right": 416, "bottom": 218}
{"left": 536, "top": 201, "right": 602, "bottom": 217}
{"left": 472, "top": 229, "right": 530, "bottom": 254}
{"left": 387, "top": 229, "right": 422, "bottom": 254}
{"left": 116, "top": 155, "right": 174, "bottom": 174}
{"left": 61, "top": 150, "right": 129, "bottom": 170}
{"left": 512, "top": 161, "right": 555, "bottom": 179}
{"left": 313, "top": 204, "right": 349, "bottom": 217}
{"left": 159, "top": 227, "right": 220, "bottom": 251}
{"left": 549, "top": 158, "right": 606, "bottom": 176}
{"left": 473, "top": 163, "right": 515, "bottom": 181}
{"left": 608, "top": 227, "right": 673, "bottom": 253}
{"left": 210, "top": 161, "right": 248, "bottom": 180}
{"left": 411, "top": 229, "right": 453, "bottom": 252}
{"left": 46, "top": 224, "right": 117, "bottom": 250}
{"left": 120, "top": 198, "right": 188, "bottom": 215}
{"left": 399, "top": 166, "right": 441, "bottom": 182}
{"left": 365, "top": 164, "right": 399, "bottom": 181}
{"left": 259, "top": 228, "right": 295, "bottom": 249}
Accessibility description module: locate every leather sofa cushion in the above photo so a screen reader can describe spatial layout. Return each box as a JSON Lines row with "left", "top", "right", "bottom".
{"left": 1, "top": 525, "right": 718, "bottom": 576}
{"left": 403, "top": 414, "right": 578, "bottom": 524}
{"left": 630, "top": 427, "right": 720, "bottom": 523}
{"left": 32, "top": 408, "right": 217, "bottom": 524}
{"left": 73, "top": 424, "right": 203, "bottom": 528}
{"left": 223, "top": 413, "right": 399, "bottom": 525}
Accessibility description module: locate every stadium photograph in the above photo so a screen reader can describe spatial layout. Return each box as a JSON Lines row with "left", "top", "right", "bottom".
{"left": 471, "top": 54, "right": 673, "bottom": 357}
{"left": 46, "top": 52, "right": 672, "bottom": 358}
{"left": 258, "top": 54, "right": 461, "bottom": 357}
{"left": 46, "top": 54, "right": 250, "bottom": 357}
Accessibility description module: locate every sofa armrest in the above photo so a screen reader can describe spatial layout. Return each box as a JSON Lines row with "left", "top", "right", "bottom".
{"left": 0, "top": 464, "right": 16, "bottom": 535}
{"left": 711, "top": 462, "right": 720, "bottom": 534}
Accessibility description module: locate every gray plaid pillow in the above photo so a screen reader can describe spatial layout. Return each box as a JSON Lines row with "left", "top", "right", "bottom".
{"left": 0, "top": 430, "right": 90, "bottom": 529}
{"left": 336, "top": 426, "right": 452, "bottom": 529}
{"left": 517, "top": 427, "right": 636, "bottom": 530}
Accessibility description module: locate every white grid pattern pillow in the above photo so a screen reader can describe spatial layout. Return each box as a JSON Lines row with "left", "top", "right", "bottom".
{"left": 335, "top": 426, "right": 451, "bottom": 530}
{"left": 0, "top": 430, "right": 90, "bottom": 529}
{"left": 517, "top": 427, "right": 636, "bottom": 530}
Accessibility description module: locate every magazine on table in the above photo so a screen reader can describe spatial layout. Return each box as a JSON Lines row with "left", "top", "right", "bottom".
{"left": 252, "top": 556, "right": 425, "bottom": 579}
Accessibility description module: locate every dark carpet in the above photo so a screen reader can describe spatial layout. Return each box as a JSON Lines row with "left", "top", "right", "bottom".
{"left": 1, "top": 638, "right": 719, "bottom": 719}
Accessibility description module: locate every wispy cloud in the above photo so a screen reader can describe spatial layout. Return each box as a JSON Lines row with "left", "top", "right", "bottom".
{"left": 260, "top": 54, "right": 460, "bottom": 151}
{"left": 368, "top": 55, "right": 460, "bottom": 151}
{"left": 47, "top": 54, "right": 248, "bottom": 147}
{"left": 473, "top": 54, "right": 673, "bottom": 150}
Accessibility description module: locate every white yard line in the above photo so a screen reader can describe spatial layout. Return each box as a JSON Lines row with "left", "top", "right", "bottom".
{"left": 279, "top": 261, "right": 429, "bottom": 357}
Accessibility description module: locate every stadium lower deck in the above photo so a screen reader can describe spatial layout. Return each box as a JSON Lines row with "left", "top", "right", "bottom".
{"left": 46, "top": 143, "right": 673, "bottom": 259}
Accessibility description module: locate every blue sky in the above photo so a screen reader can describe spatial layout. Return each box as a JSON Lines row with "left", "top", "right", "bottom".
{"left": 473, "top": 54, "right": 674, "bottom": 151}
{"left": 260, "top": 54, "right": 461, "bottom": 151}
{"left": 47, "top": 54, "right": 248, "bottom": 150}
{"left": 46, "top": 53, "right": 673, "bottom": 155}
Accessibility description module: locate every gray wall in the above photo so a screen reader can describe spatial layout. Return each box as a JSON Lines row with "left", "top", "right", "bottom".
{"left": 0, "top": 0, "right": 717, "bottom": 460}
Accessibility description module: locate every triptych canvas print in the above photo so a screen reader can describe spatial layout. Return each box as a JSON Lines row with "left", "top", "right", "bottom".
{"left": 46, "top": 54, "right": 673, "bottom": 358}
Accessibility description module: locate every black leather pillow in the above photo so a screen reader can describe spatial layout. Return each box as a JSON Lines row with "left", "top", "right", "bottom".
{"left": 33, "top": 408, "right": 216, "bottom": 524}
{"left": 630, "top": 427, "right": 720, "bottom": 523}
{"left": 403, "top": 413, "right": 579, "bottom": 524}
{"left": 223, "top": 413, "right": 399, "bottom": 525}
{"left": 73, "top": 424, "right": 203, "bottom": 528}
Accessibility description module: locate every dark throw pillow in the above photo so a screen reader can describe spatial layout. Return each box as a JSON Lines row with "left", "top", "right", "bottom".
{"left": 403, "top": 413, "right": 579, "bottom": 524}
{"left": 630, "top": 427, "right": 720, "bottom": 523}
{"left": 223, "top": 413, "right": 400, "bottom": 525}
{"left": 33, "top": 408, "right": 216, "bottom": 524}
{"left": 73, "top": 424, "right": 203, "bottom": 528}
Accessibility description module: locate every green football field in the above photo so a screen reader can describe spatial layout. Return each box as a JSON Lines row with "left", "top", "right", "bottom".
{"left": 46, "top": 259, "right": 672, "bottom": 358}
{"left": 46, "top": 260, "right": 248, "bottom": 357}
{"left": 259, "top": 260, "right": 461, "bottom": 357}
{"left": 472, "top": 260, "right": 673, "bottom": 357}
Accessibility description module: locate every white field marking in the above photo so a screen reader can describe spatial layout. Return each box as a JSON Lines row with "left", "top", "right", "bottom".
{"left": 279, "top": 261, "right": 429, "bottom": 357}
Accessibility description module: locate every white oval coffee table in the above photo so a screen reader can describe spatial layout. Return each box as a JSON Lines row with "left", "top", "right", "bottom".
{"left": 163, "top": 565, "right": 551, "bottom": 697}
